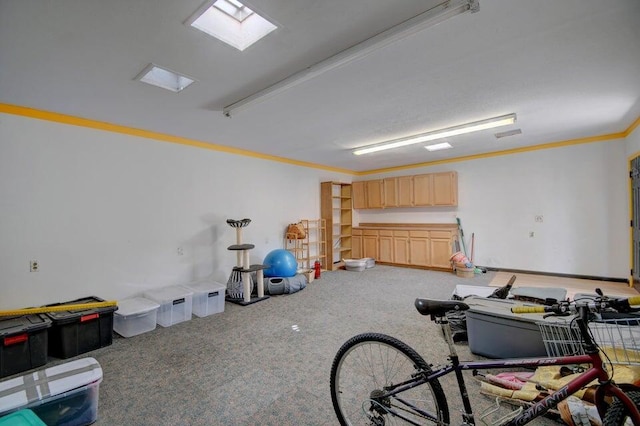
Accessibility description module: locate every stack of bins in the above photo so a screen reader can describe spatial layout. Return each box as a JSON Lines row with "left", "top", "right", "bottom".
{"left": 0, "top": 314, "right": 51, "bottom": 378}
{"left": 45, "top": 296, "right": 117, "bottom": 359}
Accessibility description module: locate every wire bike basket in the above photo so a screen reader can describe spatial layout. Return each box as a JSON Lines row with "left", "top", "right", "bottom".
{"left": 537, "top": 317, "right": 640, "bottom": 366}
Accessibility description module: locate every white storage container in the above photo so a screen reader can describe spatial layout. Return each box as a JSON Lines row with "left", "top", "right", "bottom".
{"left": 144, "top": 286, "right": 193, "bottom": 327}
{"left": 181, "top": 281, "right": 226, "bottom": 318}
{"left": 0, "top": 357, "right": 102, "bottom": 426}
{"left": 344, "top": 259, "right": 366, "bottom": 272}
{"left": 113, "top": 297, "right": 160, "bottom": 337}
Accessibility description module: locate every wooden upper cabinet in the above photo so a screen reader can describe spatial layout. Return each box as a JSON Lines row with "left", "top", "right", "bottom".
{"left": 397, "top": 176, "right": 413, "bottom": 207}
{"left": 413, "top": 174, "right": 433, "bottom": 206}
{"left": 353, "top": 179, "right": 383, "bottom": 209}
{"left": 366, "top": 180, "right": 383, "bottom": 209}
{"left": 352, "top": 181, "right": 366, "bottom": 209}
{"left": 383, "top": 178, "right": 398, "bottom": 208}
{"left": 353, "top": 171, "right": 457, "bottom": 209}
{"left": 432, "top": 172, "right": 458, "bottom": 206}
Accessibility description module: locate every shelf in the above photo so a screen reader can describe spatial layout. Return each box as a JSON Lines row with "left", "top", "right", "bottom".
{"left": 321, "top": 181, "right": 353, "bottom": 270}
{"left": 285, "top": 218, "right": 326, "bottom": 270}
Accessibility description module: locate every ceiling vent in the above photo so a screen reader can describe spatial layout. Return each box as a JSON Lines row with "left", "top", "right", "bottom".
{"left": 135, "top": 64, "right": 195, "bottom": 93}
{"left": 495, "top": 129, "right": 522, "bottom": 139}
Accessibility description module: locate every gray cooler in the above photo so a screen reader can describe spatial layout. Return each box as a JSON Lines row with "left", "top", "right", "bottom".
{"left": 465, "top": 297, "right": 558, "bottom": 359}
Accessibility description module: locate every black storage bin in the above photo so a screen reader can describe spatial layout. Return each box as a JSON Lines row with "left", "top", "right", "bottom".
{"left": 45, "top": 296, "right": 117, "bottom": 359}
{"left": 0, "top": 314, "right": 51, "bottom": 378}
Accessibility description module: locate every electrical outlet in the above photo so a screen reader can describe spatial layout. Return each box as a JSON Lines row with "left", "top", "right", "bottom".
{"left": 30, "top": 260, "right": 39, "bottom": 272}
{"left": 177, "top": 247, "right": 184, "bottom": 256}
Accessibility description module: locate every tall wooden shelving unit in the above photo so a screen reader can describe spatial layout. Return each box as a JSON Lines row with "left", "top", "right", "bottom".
{"left": 321, "top": 182, "right": 353, "bottom": 271}
{"left": 285, "top": 219, "right": 326, "bottom": 269}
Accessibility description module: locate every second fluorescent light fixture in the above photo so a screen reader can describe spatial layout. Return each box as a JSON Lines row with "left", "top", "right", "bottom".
{"left": 352, "top": 113, "right": 517, "bottom": 155}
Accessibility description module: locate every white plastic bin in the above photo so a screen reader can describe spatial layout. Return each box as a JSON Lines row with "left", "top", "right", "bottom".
{"left": 181, "top": 281, "right": 226, "bottom": 318}
{"left": 0, "top": 357, "right": 102, "bottom": 426}
{"left": 144, "top": 286, "right": 193, "bottom": 327}
{"left": 113, "top": 297, "right": 160, "bottom": 337}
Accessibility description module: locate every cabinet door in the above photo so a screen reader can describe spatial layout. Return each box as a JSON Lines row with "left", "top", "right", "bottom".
{"left": 362, "top": 231, "right": 378, "bottom": 259}
{"left": 366, "top": 180, "right": 383, "bottom": 209}
{"left": 432, "top": 172, "right": 458, "bottom": 206}
{"left": 352, "top": 235, "right": 362, "bottom": 259}
{"left": 408, "top": 230, "right": 430, "bottom": 266}
{"left": 393, "top": 231, "right": 410, "bottom": 265}
{"left": 352, "top": 181, "right": 366, "bottom": 209}
{"left": 378, "top": 231, "right": 393, "bottom": 262}
{"left": 413, "top": 174, "right": 433, "bottom": 206}
{"left": 383, "top": 178, "right": 398, "bottom": 208}
{"left": 429, "top": 230, "right": 454, "bottom": 268}
{"left": 397, "top": 176, "right": 413, "bottom": 207}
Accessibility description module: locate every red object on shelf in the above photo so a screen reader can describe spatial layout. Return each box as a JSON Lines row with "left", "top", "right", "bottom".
{"left": 314, "top": 261, "right": 321, "bottom": 279}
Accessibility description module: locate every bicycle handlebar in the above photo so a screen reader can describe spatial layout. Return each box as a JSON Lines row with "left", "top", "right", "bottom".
{"left": 511, "top": 305, "right": 547, "bottom": 314}
{"left": 510, "top": 294, "right": 640, "bottom": 315}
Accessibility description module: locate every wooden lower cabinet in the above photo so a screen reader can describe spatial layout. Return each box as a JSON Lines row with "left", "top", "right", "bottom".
{"left": 392, "top": 231, "right": 410, "bottom": 265}
{"left": 352, "top": 229, "right": 362, "bottom": 259}
{"left": 429, "top": 230, "right": 454, "bottom": 268}
{"left": 378, "top": 230, "right": 393, "bottom": 263}
{"left": 362, "top": 230, "right": 378, "bottom": 259}
{"left": 408, "top": 230, "right": 430, "bottom": 266}
{"left": 353, "top": 224, "right": 456, "bottom": 270}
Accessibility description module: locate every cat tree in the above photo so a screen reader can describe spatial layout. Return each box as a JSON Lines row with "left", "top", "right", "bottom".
{"left": 225, "top": 218, "right": 269, "bottom": 306}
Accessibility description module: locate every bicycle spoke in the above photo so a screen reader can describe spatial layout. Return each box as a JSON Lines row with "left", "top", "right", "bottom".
{"left": 331, "top": 333, "right": 449, "bottom": 425}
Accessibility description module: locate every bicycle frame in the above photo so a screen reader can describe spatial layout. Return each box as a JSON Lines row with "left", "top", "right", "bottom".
{"left": 378, "top": 318, "right": 640, "bottom": 425}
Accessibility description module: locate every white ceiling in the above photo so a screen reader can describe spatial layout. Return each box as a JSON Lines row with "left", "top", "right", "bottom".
{"left": 1, "top": 0, "right": 639, "bottom": 172}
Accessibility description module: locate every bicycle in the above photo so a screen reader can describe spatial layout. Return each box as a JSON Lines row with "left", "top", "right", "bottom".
{"left": 330, "top": 291, "right": 640, "bottom": 425}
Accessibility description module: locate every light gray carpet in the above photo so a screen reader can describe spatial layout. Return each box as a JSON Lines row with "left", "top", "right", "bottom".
{"left": 44, "top": 266, "right": 560, "bottom": 425}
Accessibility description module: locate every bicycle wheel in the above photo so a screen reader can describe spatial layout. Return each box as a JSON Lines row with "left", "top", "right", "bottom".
{"left": 602, "top": 390, "right": 640, "bottom": 425}
{"left": 330, "top": 333, "right": 449, "bottom": 425}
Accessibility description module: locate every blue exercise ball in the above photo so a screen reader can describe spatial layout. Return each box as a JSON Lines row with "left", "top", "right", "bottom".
{"left": 263, "top": 249, "right": 297, "bottom": 278}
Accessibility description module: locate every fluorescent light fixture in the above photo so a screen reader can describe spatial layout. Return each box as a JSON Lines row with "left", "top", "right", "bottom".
{"left": 223, "top": 0, "right": 479, "bottom": 116}
{"left": 353, "top": 113, "right": 516, "bottom": 156}
{"left": 425, "top": 142, "right": 453, "bottom": 151}
{"left": 187, "top": 0, "right": 277, "bottom": 52}
{"left": 135, "top": 64, "right": 195, "bottom": 93}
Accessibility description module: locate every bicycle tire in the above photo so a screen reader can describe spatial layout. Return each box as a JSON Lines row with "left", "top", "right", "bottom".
{"left": 330, "top": 332, "right": 450, "bottom": 425}
{"left": 602, "top": 390, "right": 640, "bottom": 425}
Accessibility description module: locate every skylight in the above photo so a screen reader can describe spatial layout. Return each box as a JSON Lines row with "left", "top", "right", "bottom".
{"left": 135, "top": 64, "right": 195, "bottom": 93}
{"left": 187, "top": 0, "right": 277, "bottom": 51}
{"left": 214, "top": 0, "right": 254, "bottom": 22}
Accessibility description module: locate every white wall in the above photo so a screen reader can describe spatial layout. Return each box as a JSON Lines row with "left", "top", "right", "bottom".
{"left": 0, "top": 112, "right": 631, "bottom": 310}
{"left": 0, "top": 113, "right": 351, "bottom": 309}
{"left": 357, "top": 140, "right": 629, "bottom": 278}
